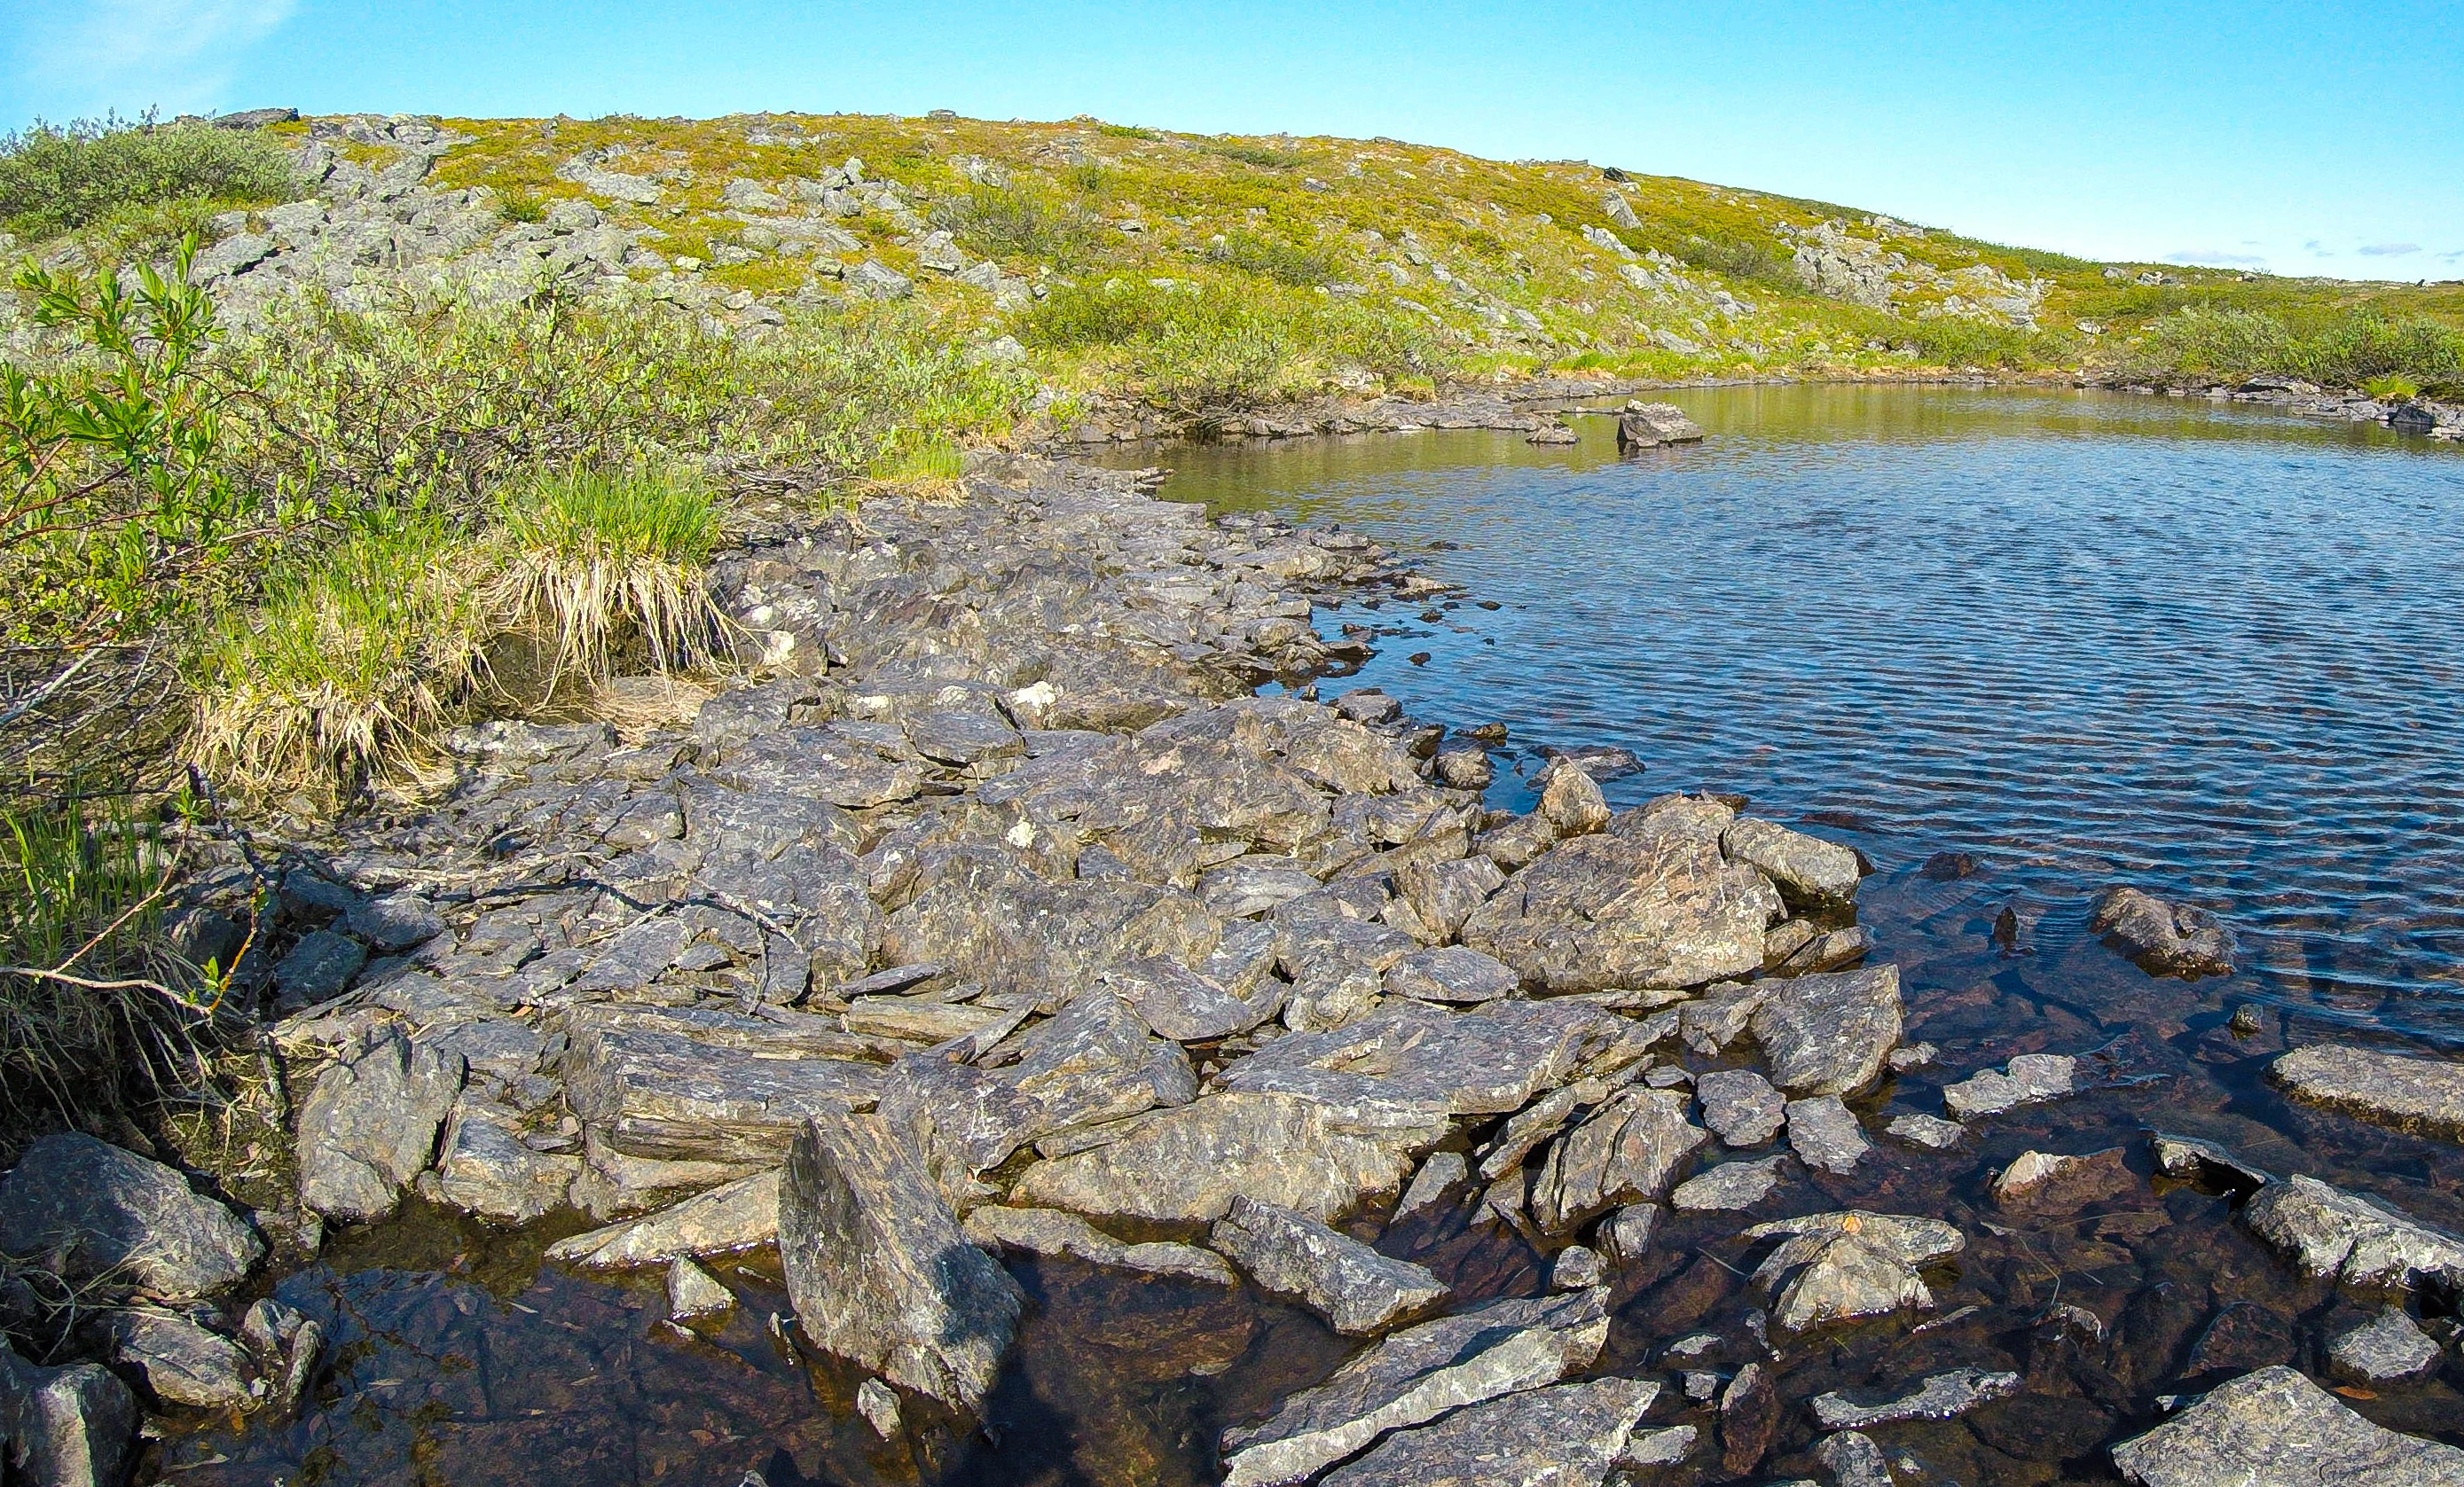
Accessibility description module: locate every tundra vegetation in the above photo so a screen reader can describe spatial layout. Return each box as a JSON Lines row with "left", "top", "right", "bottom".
{"left": 0, "top": 107, "right": 2459, "bottom": 1127}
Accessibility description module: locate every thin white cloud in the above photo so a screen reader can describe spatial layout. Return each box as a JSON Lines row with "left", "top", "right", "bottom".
{"left": 2357, "top": 242, "right": 2421, "bottom": 257}
{"left": 24, "top": 0, "right": 294, "bottom": 117}
{"left": 2163, "top": 249, "right": 2267, "bottom": 267}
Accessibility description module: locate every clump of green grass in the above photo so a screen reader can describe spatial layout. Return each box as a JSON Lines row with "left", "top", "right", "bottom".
{"left": 867, "top": 438, "right": 965, "bottom": 491}
{"left": 489, "top": 464, "right": 725, "bottom": 677}
{"left": 930, "top": 184, "right": 1097, "bottom": 266}
{"left": 2362, "top": 373, "right": 2421, "bottom": 402}
{"left": 0, "top": 113, "right": 298, "bottom": 239}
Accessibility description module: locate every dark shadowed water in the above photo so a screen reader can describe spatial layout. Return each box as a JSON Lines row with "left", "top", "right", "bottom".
{"left": 163, "top": 388, "right": 2464, "bottom": 1487}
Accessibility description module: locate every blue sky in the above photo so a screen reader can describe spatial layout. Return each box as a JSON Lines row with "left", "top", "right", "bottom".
{"left": 6, "top": 0, "right": 2459, "bottom": 282}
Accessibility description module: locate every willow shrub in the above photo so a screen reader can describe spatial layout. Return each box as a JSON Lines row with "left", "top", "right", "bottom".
{"left": 2112, "top": 305, "right": 2464, "bottom": 390}
{"left": 0, "top": 114, "right": 298, "bottom": 239}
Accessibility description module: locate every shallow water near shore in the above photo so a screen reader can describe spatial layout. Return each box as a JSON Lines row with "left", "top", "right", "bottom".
{"left": 161, "top": 387, "right": 2464, "bottom": 1486}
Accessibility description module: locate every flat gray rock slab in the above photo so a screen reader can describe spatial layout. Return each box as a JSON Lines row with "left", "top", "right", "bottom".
{"left": 963, "top": 1204, "right": 1235, "bottom": 1287}
{"left": 0, "top": 1133, "right": 263, "bottom": 1298}
{"left": 1210, "top": 1194, "right": 1446, "bottom": 1334}
{"left": 1103, "top": 955, "right": 1283, "bottom": 1041}
{"left": 1530, "top": 1087, "right": 1706, "bottom": 1233}
{"left": 1887, "top": 1113, "right": 1965, "bottom": 1149}
{"left": 780, "top": 1113, "right": 1022, "bottom": 1414}
{"left": 1746, "top": 1210, "right": 1965, "bottom": 1332}
{"left": 272, "top": 928, "right": 365, "bottom": 1009}
{"left": 559, "top": 1014, "right": 881, "bottom": 1165}
{"left": 2327, "top": 1307, "right": 2443, "bottom": 1383}
{"left": 1213, "top": 998, "right": 1632, "bottom": 1122}
{"left": 1219, "top": 1288, "right": 1611, "bottom": 1487}
{"left": 2110, "top": 1365, "right": 2464, "bottom": 1486}
{"left": 2242, "top": 1173, "right": 2464, "bottom": 1292}
{"left": 2273, "top": 1045, "right": 2464, "bottom": 1142}
{"left": 1460, "top": 831, "right": 1777, "bottom": 994}
{"left": 1942, "top": 1053, "right": 2076, "bottom": 1120}
{"left": 1317, "top": 1375, "right": 1660, "bottom": 1487}
{"left": 434, "top": 1098, "right": 579, "bottom": 1224}
{"left": 1696, "top": 1068, "right": 1786, "bottom": 1147}
{"left": 1809, "top": 1366, "right": 2021, "bottom": 1429}
{"left": 546, "top": 1170, "right": 780, "bottom": 1269}
{"left": 1384, "top": 945, "right": 1519, "bottom": 1005}
{"left": 1670, "top": 1157, "right": 1785, "bottom": 1212}
{"left": 1750, "top": 965, "right": 1902, "bottom": 1096}
{"left": 1786, "top": 1094, "right": 1871, "bottom": 1175}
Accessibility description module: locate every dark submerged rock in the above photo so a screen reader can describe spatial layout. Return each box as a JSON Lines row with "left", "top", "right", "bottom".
{"left": 2091, "top": 884, "right": 2236, "bottom": 976}
{"left": 2108, "top": 1364, "right": 2464, "bottom": 1486}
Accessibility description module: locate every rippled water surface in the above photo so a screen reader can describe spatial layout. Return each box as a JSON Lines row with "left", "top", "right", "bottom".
{"left": 1146, "top": 387, "right": 2464, "bottom": 1044}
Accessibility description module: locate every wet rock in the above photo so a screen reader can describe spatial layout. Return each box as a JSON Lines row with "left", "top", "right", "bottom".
{"left": 1461, "top": 830, "right": 1779, "bottom": 994}
{"left": 1697, "top": 1068, "right": 1787, "bottom": 1147}
{"left": 1887, "top": 1042, "right": 1936, "bottom": 1073}
{"left": 1810, "top": 1366, "right": 2020, "bottom": 1429}
{"left": 1011, "top": 1091, "right": 1441, "bottom": 1224}
{"left": 434, "top": 1099, "right": 579, "bottom": 1224}
{"left": 1616, "top": 403, "right": 1707, "bottom": 449}
{"left": 1671, "top": 1157, "right": 1785, "bottom": 1212}
{"left": 1217, "top": 998, "right": 1631, "bottom": 1122}
{"left": 1530, "top": 1088, "right": 1706, "bottom": 1233}
{"left": 1781, "top": 925, "right": 1875, "bottom": 974}
{"left": 1211, "top": 1195, "right": 1448, "bottom": 1334}
{"left": 2108, "top": 1364, "right": 2464, "bottom": 1486}
{"left": 546, "top": 1169, "right": 781, "bottom": 1268}
{"left": 238, "top": 1298, "right": 318, "bottom": 1412}
{"left": 857, "top": 1375, "right": 902, "bottom": 1437}
{"left": 665, "top": 1257, "right": 734, "bottom": 1320}
{"left": 1318, "top": 1375, "right": 1659, "bottom": 1487}
{"left": 1750, "top": 965, "right": 1902, "bottom": 1095}
{"left": 1433, "top": 749, "right": 1493, "bottom": 790}
{"left": 271, "top": 928, "right": 365, "bottom": 1009}
{"left": 2185, "top": 1301, "right": 2297, "bottom": 1375}
{"left": 1786, "top": 1095, "right": 1871, "bottom": 1175}
{"left": 2272, "top": 1045, "right": 2464, "bottom": 1142}
{"left": 0, "top": 1342, "right": 138, "bottom": 1487}
{"left": 1539, "top": 765, "right": 1612, "bottom": 835}
{"left": 1746, "top": 1211, "right": 1965, "bottom": 1332}
{"left": 2241, "top": 1173, "right": 2464, "bottom": 1291}
{"left": 1721, "top": 818, "right": 1862, "bottom": 910}
{"left": 1598, "top": 1201, "right": 1658, "bottom": 1265}
{"left": 1218, "top": 1288, "right": 1610, "bottom": 1487}
{"left": 1720, "top": 1360, "right": 1779, "bottom": 1475}
{"left": 1886, "top": 1114, "right": 1964, "bottom": 1149}
{"left": 0, "top": 1134, "right": 262, "bottom": 1299}
{"left": 962, "top": 1204, "right": 1235, "bottom": 1286}
{"left": 778, "top": 1112, "right": 1024, "bottom": 1414}
{"left": 1620, "top": 1423, "right": 1696, "bottom": 1468}
{"left": 559, "top": 1008, "right": 880, "bottom": 1164}
{"left": 1992, "top": 1147, "right": 2132, "bottom": 1210}
{"left": 2327, "top": 1307, "right": 2443, "bottom": 1383}
{"left": 1817, "top": 1429, "right": 1895, "bottom": 1487}
{"left": 298, "top": 1027, "right": 466, "bottom": 1222}
{"left": 2147, "top": 1131, "right": 2272, "bottom": 1193}
{"left": 1942, "top": 1053, "right": 2076, "bottom": 1120}
{"left": 1394, "top": 1151, "right": 1467, "bottom": 1219}
{"left": 96, "top": 1309, "right": 255, "bottom": 1409}
{"left": 1551, "top": 1244, "right": 1605, "bottom": 1289}
{"left": 1384, "top": 945, "right": 1519, "bottom": 1005}
{"left": 2091, "top": 885, "right": 2236, "bottom": 977}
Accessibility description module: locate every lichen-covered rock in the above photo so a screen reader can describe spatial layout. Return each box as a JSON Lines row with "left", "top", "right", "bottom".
{"left": 1745, "top": 1210, "right": 1964, "bottom": 1332}
{"left": 664, "top": 1257, "right": 734, "bottom": 1321}
{"left": 1695, "top": 1068, "right": 1785, "bottom": 1147}
{"left": 95, "top": 1310, "right": 256, "bottom": 1410}
{"left": 778, "top": 1113, "right": 1023, "bottom": 1414}
{"left": 545, "top": 1169, "right": 780, "bottom": 1269}
{"left": 2109, "top": 1365, "right": 2464, "bottom": 1486}
{"left": 2240, "top": 1173, "right": 2464, "bottom": 1292}
{"left": 1530, "top": 1088, "right": 1705, "bottom": 1233}
{"left": 1383, "top": 945, "right": 1519, "bottom": 1005}
{"left": 2327, "top": 1308, "right": 2443, "bottom": 1383}
{"left": 1942, "top": 1053, "right": 2076, "bottom": 1119}
{"left": 962, "top": 1204, "right": 1234, "bottom": 1286}
{"left": 1670, "top": 1157, "right": 1784, "bottom": 1212}
{"left": 0, "top": 1134, "right": 262, "bottom": 1299}
{"left": 1317, "top": 1375, "right": 1660, "bottom": 1487}
{"left": 1460, "top": 832, "right": 1778, "bottom": 995}
{"left": 1210, "top": 1195, "right": 1447, "bottom": 1334}
{"left": 1748, "top": 965, "right": 1902, "bottom": 1095}
{"left": 557, "top": 1007, "right": 881, "bottom": 1164}
{"left": 298, "top": 1027, "right": 466, "bottom": 1222}
{"left": 1809, "top": 1366, "right": 2020, "bottom": 1429}
{"left": 2272, "top": 1045, "right": 2464, "bottom": 1142}
{"left": 1213, "top": 998, "right": 1632, "bottom": 1122}
{"left": 1785, "top": 1094, "right": 1871, "bottom": 1175}
{"left": 2091, "top": 885, "right": 2236, "bottom": 977}
{"left": 1720, "top": 818, "right": 1862, "bottom": 910}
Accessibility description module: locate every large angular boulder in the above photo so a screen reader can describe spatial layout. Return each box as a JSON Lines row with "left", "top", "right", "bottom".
{"left": 1744, "top": 1211, "right": 1965, "bottom": 1332}
{"left": 432, "top": 1099, "right": 580, "bottom": 1224}
{"left": 1720, "top": 818, "right": 1861, "bottom": 910}
{"left": 0, "top": 1342, "right": 138, "bottom": 1487}
{"left": 777, "top": 1113, "right": 1023, "bottom": 1414}
{"left": 2272, "top": 1045, "right": 2464, "bottom": 1142}
{"left": 1529, "top": 1088, "right": 1705, "bottom": 1233}
{"left": 1615, "top": 403, "right": 1705, "bottom": 449}
{"left": 1209, "top": 1195, "right": 1448, "bottom": 1334}
{"left": 2109, "top": 1365, "right": 2464, "bottom": 1486}
{"left": 1748, "top": 965, "right": 1902, "bottom": 1095}
{"left": 2240, "top": 1173, "right": 2464, "bottom": 1292}
{"left": 1318, "top": 1376, "right": 1660, "bottom": 1487}
{"left": 1219, "top": 1289, "right": 1611, "bottom": 1487}
{"left": 0, "top": 1134, "right": 261, "bottom": 1299}
{"left": 297, "top": 1027, "right": 465, "bottom": 1222}
{"left": 1461, "top": 832, "right": 1778, "bottom": 994}
{"left": 2091, "top": 886, "right": 2235, "bottom": 976}
{"left": 557, "top": 1007, "right": 882, "bottom": 1164}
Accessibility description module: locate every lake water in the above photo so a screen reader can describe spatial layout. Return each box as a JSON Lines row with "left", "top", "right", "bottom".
{"left": 164, "top": 387, "right": 2464, "bottom": 1487}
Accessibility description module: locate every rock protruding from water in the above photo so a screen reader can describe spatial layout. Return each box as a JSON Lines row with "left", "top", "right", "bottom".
{"left": 1218, "top": 1288, "right": 1610, "bottom": 1487}
{"left": 1720, "top": 818, "right": 1862, "bottom": 910}
{"left": 298, "top": 1027, "right": 466, "bottom": 1222}
{"left": 1615, "top": 403, "right": 1707, "bottom": 450}
{"left": 1317, "top": 1376, "right": 1660, "bottom": 1487}
{"left": 1744, "top": 1210, "right": 1964, "bottom": 1331}
{"left": 2240, "top": 1173, "right": 2464, "bottom": 1292}
{"left": 1696, "top": 1068, "right": 1786, "bottom": 1147}
{"left": 547, "top": 1169, "right": 780, "bottom": 1269}
{"left": 1809, "top": 1366, "right": 2021, "bottom": 1429}
{"left": 963, "top": 1204, "right": 1235, "bottom": 1287}
{"left": 2272, "top": 1045, "right": 2464, "bottom": 1142}
{"left": 1749, "top": 965, "right": 1902, "bottom": 1095}
{"left": 2091, "top": 885, "right": 2236, "bottom": 976}
{"left": 777, "top": 1113, "right": 1023, "bottom": 1414}
{"left": 1210, "top": 1195, "right": 1447, "bottom": 1334}
{"left": 1530, "top": 1088, "right": 1705, "bottom": 1233}
{"left": 1942, "top": 1053, "right": 2076, "bottom": 1120}
{"left": 2108, "top": 1364, "right": 2464, "bottom": 1486}
{"left": 2327, "top": 1307, "right": 2443, "bottom": 1383}
{"left": 0, "top": 1133, "right": 262, "bottom": 1298}
{"left": 95, "top": 1310, "right": 257, "bottom": 1410}
{"left": 1462, "top": 830, "right": 1778, "bottom": 995}
{"left": 0, "top": 1341, "right": 138, "bottom": 1487}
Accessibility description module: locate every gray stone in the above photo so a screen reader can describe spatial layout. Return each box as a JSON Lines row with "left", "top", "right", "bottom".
{"left": 2091, "top": 885, "right": 2236, "bottom": 977}
{"left": 2148, "top": 1131, "right": 2272, "bottom": 1192}
{"left": 546, "top": 1169, "right": 781, "bottom": 1269}
{"left": 298, "top": 1027, "right": 466, "bottom": 1221}
{"left": 2109, "top": 1365, "right": 2464, "bottom": 1486}
{"left": 1786, "top": 1095, "right": 1870, "bottom": 1175}
{"left": 1615, "top": 403, "right": 1707, "bottom": 448}
{"left": 1745, "top": 1211, "right": 1965, "bottom": 1332}
{"left": 1103, "top": 955, "right": 1283, "bottom": 1041}
{"left": 2272, "top": 1045, "right": 2464, "bottom": 1142}
{"left": 0, "top": 1133, "right": 262, "bottom": 1298}
{"left": 1219, "top": 1288, "right": 1611, "bottom": 1487}
{"left": 1462, "top": 830, "right": 1779, "bottom": 994}
{"left": 1816, "top": 1430, "right": 1895, "bottom": 1487}
{"left": 665, "top": 1257, "right": 734, "bottom": 1320}
{"left": 1539, "top": 765, "right": 1612, "bottom": 835}
{"left": 779, "top": 1112, "right": 1023, "bottom": 1414}
{"left": 1202, "top": 861, "right": 1323, "bottom": 920}
{"left": 1670, "top": 1156, "right": 1784, "bottom": 1212}
{"left": 1721, "top": 818, "right": 1862, "bottom": 910}
{"left": 559, "top": 1010, "right": 880, "bottom": 1164}
{"left": 1551, "top": 1244, "right": 1605, "bottom": 1289}
{"left": 1750, "top": 965, "right": 1902, "bottom": 1096}
{"left": 238, "top": 1297, "right": 319, "bottom": 1412}
{"left": 272, "top": 928, "right": 365, "bottom": 1008}
{"left": 1216, "top": 998, "right": 1631, "bottom": 1123}
{"left": 1010, "top": 1091, "right": 1441, "bottom": 1225}
{"left": 1530, "top": 1088, "right": 1705, "bottom": 1233}
{"left": 0, "top": 1343, "right": 138, "bottom": 1487}
{"left": 345, "top": 892, "right": 446, "bottom": 951}
{"left": 1317, "top": 1375, "right": 1660, "bottom": 1487}
{"left": 96, "top": 1309, "right": 255, "bottom": 1409}
{"left": 1388, "top": 856, "right": 1506, "bottom": 942}
{"left": 2241, "top": 1173, "right": 2464, "bottom": 1292}
{"left": 1479, "top": 1086, "right": 1582, "bottom": 1180}
{"left": 1211, "top": 1194, "right": 1448, "bottom": 1334}
{"left": 1620, "top": 1424, "right": 1696, "bottom": 1469}
{"left": 1885, "top": 1113, "right": 1965, "bottom": 1150}
{"left": 1384, "top": 945, "right": 1518, "bottom": 1005}
{"left": 1887, "top": 1042, "right": 1937, "bottom": 1072}
{"left": 845, "top": 258, "right": 914, "bottom": 300}
{"left": 1434, "top": 748, "right": 1493, "bottom": 790}
{"left": 1992, "top": 1147, "right": 2131, "bottom": 1209}
{"left": 1697, "top": 1068, "right": 1786, "bottom": 1147}
{"left": 1809, "top": 1366, "right": 2021, "bottom": 1429}
{"left": 962, "top": 1204, "right": 1235, "bottom": 1286}
{"left": 434, "top": 1099, "right": 578, "bottom": 1224}
{"left": 1598, "top": 1202, "right": 1658, "bottom": 1264}
{"left": 1942, "top": 1053, "right": 2076, "bottom": 1119}
{"left": 2327, "top": 1307, "right": 2442, "bottom": 1383}
{"left": 1394, "top": 1151, "right": 1467, "bottom": 1219}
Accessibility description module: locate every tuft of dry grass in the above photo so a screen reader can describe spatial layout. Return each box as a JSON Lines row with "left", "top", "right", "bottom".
{"left": 487, "top": 463, "right": 726, "bottom": 680}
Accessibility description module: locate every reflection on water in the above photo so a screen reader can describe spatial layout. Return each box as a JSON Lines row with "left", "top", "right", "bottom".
{"left": 164, "top": 388, "right": 2464, "bottom": 1486}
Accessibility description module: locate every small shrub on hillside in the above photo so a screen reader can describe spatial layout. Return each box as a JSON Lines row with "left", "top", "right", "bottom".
{"left": 1098, "top": 124, "right": 1157, "bottom": 140}
{"left": 2361, "top": 373, "right": 2421, "bottom": 402}
{"left": 1207, "top": 230, "right": 1340, "bottom": 287}
{"left": 1676, "top": 232, "right": 1793, "bottom": 286}
{"left": 930, "top": 184, "right": 1097, "bottom": 266}
{"left": 0, "top": 113, "right": 298, "bottom": 238}
{"left": 1903, "top": 314, "right": 2046, "bottom": 368}
{"left": 1209, "top": 143, "right": 1303, "bottom": 169}
{"left": 2109, "top": 305, "right": 2464, "bottom": 388}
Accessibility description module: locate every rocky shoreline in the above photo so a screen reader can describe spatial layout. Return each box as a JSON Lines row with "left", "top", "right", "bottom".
{"left": 4, "top": 453, "right": 2463, "bottom": 1487}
